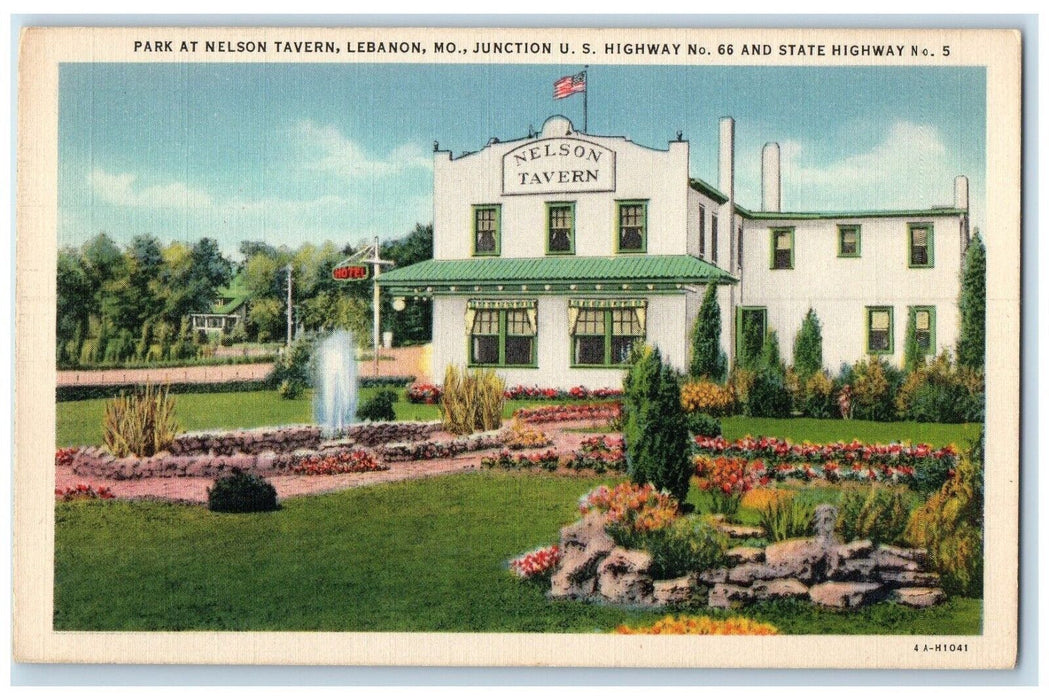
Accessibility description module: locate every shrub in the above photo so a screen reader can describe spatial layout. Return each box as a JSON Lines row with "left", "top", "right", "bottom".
{"left": 802, "top": 371, "right": 835, "bottom": 419}
{"left": 792, "top": 309, "right": 824, "bottom": 381}
{"left": 622, "top": 346, "right": 693, "bottom": 502}
{"left": 835, "top": 485, "right": 910, "bottom": 545}
{"left": 498, "top": 419, "right": 552, "bottom": 449}
{"left": 356, "top": 389, "right": 397, "bottom": 422}
{"left": 689, "top": 283, "right": 728, "bottom": 381}
{"left": 757, "top": 330, "right": 786, "bottom": 377}
{"left": 750, "top": 490, "right": 815, "bottom": 542}
{"left": 631, "top": 515, "right": 727, "bottom": 579}
{"left": 726, "top": 367, "right": 755, "bottom": 412}
{"left": 745, "top": 370, "right": 792, "bottom": 418}
{"left": 850, "top": 356, "right": 903, "bottom": 421}
{"left": 896, "top": 352, "right": 984, "bottom": 424}
{"left": 906, "top": 444, "right": 984, "bottom": 597}
{"left": 268, "top": 335, "right": 315, "bottom": 400}
{"left": 680, "top": 380, "right": 734, "bottom": 417}
{"left": 207, "top": 469, "right": 280, "bottom": 513}
{"left": 686, "top": 412, "right": 722, "bottom": 438}
{"left": 440, "top": 365, "right": 505, "bottom": 435}
{"left": 102, "top": 384, "right": 179, "bottom": 458}
{"left": 615, "top": 615, "right": 778, "bottom": 635}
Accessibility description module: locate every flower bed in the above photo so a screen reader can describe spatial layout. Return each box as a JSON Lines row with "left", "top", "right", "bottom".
{"left": 512, "top": 402, "right": 622, "bottom": 424}
{"left": 497, "top": 419, "right": 553, "bottom": 449}
{"left": 509, "top": 544, "right": 562, "bottom": 580}
{"left": 378, "top": 434, "right": 504, "bottom": 462}
{"left": 578, "top": 482, "right": 679, "bottom": 532}
{"left": 55, "top": 484, "right": 115, "bottom": 501}
{"left": 406, "top": 383, "right": 442, "bottom": 404}
{"left": 291, "top": 449, "right": 385, "bottom": 476}
{"left": 481, "top": 449, "right": 561, "bottom": 472}
{"left": 407, "top": 383, "right": 624, "bottom": 404}
{"left": 55, "top": 448, "right": 79, "bottom": 466}
{"left": 615, "top": 615, "right": 779, "bottom": 635}
{"left": 693, "top": 436, "right": 957, "bottom": 492}
{"left": 571, "top": 436, "right": 626, "bottom": 473}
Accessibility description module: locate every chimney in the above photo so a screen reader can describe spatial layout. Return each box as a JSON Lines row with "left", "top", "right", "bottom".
{"left": 762, "top": 142, "right": 781, "bottom": 212}
{"left": 719, "top": 117, "right": 735, "bottom": 203}
{"left": 954, "top": 175, "right": 969, "bottom": 211}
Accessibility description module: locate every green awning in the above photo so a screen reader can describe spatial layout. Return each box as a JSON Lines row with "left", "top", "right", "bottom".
{"left": 377, "top": 255, "right": 736, "bottom": 296}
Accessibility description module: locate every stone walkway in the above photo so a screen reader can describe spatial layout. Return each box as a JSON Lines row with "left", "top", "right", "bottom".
{"left": 56, "top": 420, "right": 605, "bottom": 505}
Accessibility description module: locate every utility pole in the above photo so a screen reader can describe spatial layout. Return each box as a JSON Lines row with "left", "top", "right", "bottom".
{"left": 285, "top": 264, "right": 293, "bottom": 347}
{"left": 361, "top": 237, "right": 394, "bottom": 376}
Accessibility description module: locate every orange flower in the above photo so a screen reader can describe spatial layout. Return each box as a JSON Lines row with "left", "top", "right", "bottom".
{"left": 615, "top": 615, "right": 778, "bottom": 635}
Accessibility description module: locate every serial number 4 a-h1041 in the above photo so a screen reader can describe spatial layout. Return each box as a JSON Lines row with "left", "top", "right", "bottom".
{"left": 332, "top": 265, "right": 369, "bottom": 281}
{"left": 914, "top": 643, "right": 969, "bottom": 652}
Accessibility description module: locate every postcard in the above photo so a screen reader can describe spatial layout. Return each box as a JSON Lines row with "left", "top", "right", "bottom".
{"left": 14, "top": 25, "right": 1021, "bottom": 668}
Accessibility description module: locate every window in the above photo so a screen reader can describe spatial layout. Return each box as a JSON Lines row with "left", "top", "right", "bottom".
{"left": 908, "top": 224, "right": 933, "bottom": 268}
{"left": 546, "top": 202, "right": 575, "bottom": 254}
{"left": 736, "top": 307, "right": 767, "bottom": 369}
{"left": 468, "top": 301, "right": 536, "bottom": 366}
{"left": 866, "top": 307, "right": 894, "bottom": 355}
{"left": 570, "top": 301, "right": 646, "bottom": 367}
{"left": 911, "top": 306, "right": 936, "bottom": 356}
{"left": 698, "top": 205, "right": 706, "bottom": 258}
{"left": 770, "top": 228, "right": 794, "bottom": 270}
{"left": 616, "top": 200, "right": 647, "bottom": 253}
{"left": 838, "top": 225, "right": 861, "bottom": 257}
{"left": 711, "top": 214, "right": 719, "bottom": 263}
{"left": 472, "top": 205, "right": 500, "bottom": 256}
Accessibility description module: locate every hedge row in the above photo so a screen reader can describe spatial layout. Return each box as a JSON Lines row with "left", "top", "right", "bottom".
{"left": 56, "top": 375, "right": 416, "bottom": 402}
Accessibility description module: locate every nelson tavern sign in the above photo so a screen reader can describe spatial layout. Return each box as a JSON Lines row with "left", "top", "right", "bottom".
{"left": 502, "top": 137, "right": 616, "bottom": 195}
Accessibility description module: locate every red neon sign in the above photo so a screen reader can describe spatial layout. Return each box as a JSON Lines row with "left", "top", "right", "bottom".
{"left": 332, "top": 265, "right": 369, "bottom": 281}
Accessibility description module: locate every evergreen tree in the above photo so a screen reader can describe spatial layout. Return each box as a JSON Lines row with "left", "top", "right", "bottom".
{"left": 957, "top": 233, "right": 986, "bottom": 370}
{"left": 792, "top": 308, "right": 823, "bottom": 380}
{"left": 903, "top": 308, "right": 925, "bottom": 373}
{"left": 758, "top": 330, "right": 785, "bottom": 377}
{"left": 689, "top": 284, "right": 727, "bottom": 381}
{"left": 623, "top": 346, "right": 692, "bottom": 502}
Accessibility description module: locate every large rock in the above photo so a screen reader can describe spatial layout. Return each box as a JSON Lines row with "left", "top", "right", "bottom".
{"left": 549, "top": 571, "right": 596, "bottom": 600}
{"left": 727, "top": 563, "right": 784, "bottom": 585}
{"left": 809, "top": 582, "right": 884, "bottom": 608}
{"left": 811, "top": 504, "right": 839, "bottom": 542}
{"left": 892, "top": 587, "right": 946, "bottom": 608}
{"left": 875, "top": 545, "right": 928, "bottom": 567}
{"left": 652, "top": 577, "right": 694, "bottom": 607}
{"left": 708, "top": 584, "right": 754, "bottom": 609}
{"left": 696, "top": 567, "right": 728, "bottom": 585}
{"left": 726, "top": 546, "right": 764, "bottom": 565}
{"left": 836, "top": 540, "right": 874, "bottom": 560}
{"left": 828, "top": 557, "right": 877, "bottom": 582}
{"left": 549, "top": 513, "right": 616, "bottom": 600}
{"left": 872, "top": 548, "right": 922, "bottom": 572}
{"left": 751, "top": 578, "right": 809, "bottom": 601}
{"left": 763, "top": 538, "right": 833, "bottom": 583}
{"left": 596, "top": 548, "right": 654, "bottom": 604}
{"left": 715, "top": 523, "right": 765, "bottom": 539}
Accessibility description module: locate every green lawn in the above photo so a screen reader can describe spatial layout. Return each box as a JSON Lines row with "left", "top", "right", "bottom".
{"left": 54, "top": 471, "right": 981, "bottom": 634}
{"left": 56, "top": 388, "right": 980, "bottom": 448}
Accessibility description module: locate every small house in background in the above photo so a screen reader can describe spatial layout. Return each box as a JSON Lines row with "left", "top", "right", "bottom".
{"left": 190, "top": 275, "right": 249, "bottom": 335}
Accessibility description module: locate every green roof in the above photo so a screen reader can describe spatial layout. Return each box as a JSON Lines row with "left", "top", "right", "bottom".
{"left": 736, "top": 205, "right": 967, "bottom": 220}
{"left": 378, "top": 255, "right": 736, "bottom": 295}
{"left": 689, "top": 178, "right": 729, "bottom": 204}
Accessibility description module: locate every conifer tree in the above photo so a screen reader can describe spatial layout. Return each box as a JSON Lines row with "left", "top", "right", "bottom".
{"left": 957, "top": 233, "right": 986, "bottom": 370}
{"left": 689, "top": 284, "right": 727, "bottom": 381}
{"left": 792, "top": 308, "right": 823, "bottom": 380}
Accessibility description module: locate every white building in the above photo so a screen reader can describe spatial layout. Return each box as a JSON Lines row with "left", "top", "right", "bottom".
{"left": 379, "top": 115, "right": 970, "bottom": 387}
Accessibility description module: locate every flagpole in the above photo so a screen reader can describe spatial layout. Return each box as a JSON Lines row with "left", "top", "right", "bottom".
{"left": 583, "top": 66, "right": 588, "bottom": 133}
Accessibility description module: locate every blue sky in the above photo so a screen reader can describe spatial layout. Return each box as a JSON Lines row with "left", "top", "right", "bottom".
{"left": 59, "top": 63, "right": 985, "bottom": 259}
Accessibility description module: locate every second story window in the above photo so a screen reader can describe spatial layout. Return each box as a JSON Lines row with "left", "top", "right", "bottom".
{"left": 547, "top": 202, "right": 575, "bottom": 254}
{"left": 616, "top": 200, "right": 647, "bottom": 253}
{"left": 699, "top": 205, "right": 707, "bottom": 258}
{"left": 473, "top": 204, "right": 500, "bottom": 256}
{"left": 711, "top": 214, "right": 719, "bottom": 263}
{"left": 838, "top": 225, "right": 861, "bottom": 257}
{"left": 770, "top": 227, "right": 794, "bottom": 270}
{"left": 909, "top": 224, "right": 933, "bottom": 267}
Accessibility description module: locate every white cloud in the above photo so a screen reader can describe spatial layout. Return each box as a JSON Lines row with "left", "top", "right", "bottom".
{"left": 89, "top": 169, "right": 214, "bottom": 208}
{"left": 778, "top": 121, "right": 957, "bottom": 211}
{"left": 296, "top": 120, "right": 432, "bottom": 179}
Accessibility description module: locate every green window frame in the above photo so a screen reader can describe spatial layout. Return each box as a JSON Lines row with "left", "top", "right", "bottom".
{"left": 698, "top": 204, "right": 707, "bottom": 258}
{"left": 908, "top": 223, "right": 934, "bottom": 268}
{"left": 546, "top": 202, "right": 575, "bottom": 255}
{"left": 866, "top": 306, "right": 894, "bottom": 355}
{"left": 468, "top": 303, "right": 537, "bottom": 367}
{"left": 615, "top": 200, "right": 648, "bottom": 253}
{"left": 838, "top": 225, "right": 861, "bottom": 258}
{"left": 770, "top": 227, "right": 795, "bottom": 270}
{"left": 472, "top": 204, "right": 501, "bottom": 257}
{"left": 569, "top": 301, "right": 646, "bottom": 368}
{"left": 910, "top": 305, "right": 936, "bottom": 356}
{"left": 735, "top": 306, "right": 768, "bottom": 369}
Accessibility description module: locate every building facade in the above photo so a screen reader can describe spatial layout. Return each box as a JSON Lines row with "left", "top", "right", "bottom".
{"left": 379, "top": 115, "right": 970, "bottom": 387}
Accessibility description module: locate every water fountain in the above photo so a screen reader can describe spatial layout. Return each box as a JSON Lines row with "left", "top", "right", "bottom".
{"left": 313, "top": 330, "right": 358, "bottom": 436}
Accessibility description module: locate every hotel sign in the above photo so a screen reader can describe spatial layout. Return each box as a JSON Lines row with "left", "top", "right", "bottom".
{"left": 502, "top": 138, "right": 615, "bottom": 195}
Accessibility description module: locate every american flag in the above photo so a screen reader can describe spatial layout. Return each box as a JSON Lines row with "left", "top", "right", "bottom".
{"left": 553, "top": 72, "right": 586, "bottom": 99}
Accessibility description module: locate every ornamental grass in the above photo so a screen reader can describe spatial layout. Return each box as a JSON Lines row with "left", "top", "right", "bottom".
{"left": 440, "top": 366, "right": 505, "bottom": 434}
{"left": 615, "top": 615, "right": 778, "bottom": 635}
{"left": 101, "top": 384, "right": 179, "bottom": 457}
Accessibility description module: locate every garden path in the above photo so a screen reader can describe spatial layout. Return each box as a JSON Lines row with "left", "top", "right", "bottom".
{"left": 55, "top": 420, "right": 605, "bottom": 505}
